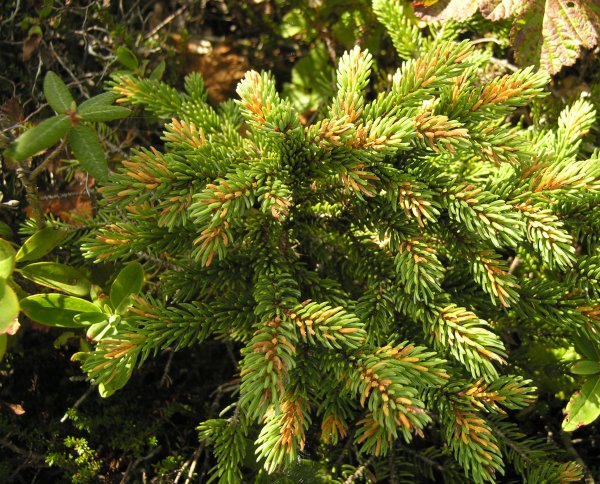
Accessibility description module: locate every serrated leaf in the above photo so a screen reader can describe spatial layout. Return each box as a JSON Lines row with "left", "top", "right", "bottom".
{"left": 15, "top": 228, "right": 67, "bottom": 263}
{"left": 0, "top": 239, "right": 16, "bottom": 279}
{"left": 116, "top": 46, "right": 139, "bottom": 71}
{"left": 479, "top": 0, "right": 524, "bottom": 20}
{"left": 512, "top": 0, "right": 600, "bottom": 74}
{"left": 110, "top": 261, "right": 144, "bottom": 314}
{"left": 68, "top": 124, "right": 108, "bottom": 181}
{"left": 20, "top": 293, "right": 101, "bottom": 328}
{"left": 44, "top": 71, "right": 75, "bottom": 114}
{"left": 20, "top": 262, "right": 91, "bottom": 296}
{"left": 78, "top": 103, "right": 131, "bottom": 122}
{"left": 5, "top": 115, "right": 71, "bottom": 161}
{"left": 0, "top": 279, "right": 19, "bottom": 334}
{"left": 412, "top": 0, "right": 479, "bottom": 22}
{"left": 563, "top": 375, "right": 600, "bottom": 431}
{"left": 414, "top": 0, "right": 600, "bottom": 75}
{"left": 571, "top": 360, "right": 600, "bottom": 375}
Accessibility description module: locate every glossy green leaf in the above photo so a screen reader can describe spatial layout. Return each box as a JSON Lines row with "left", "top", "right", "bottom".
{"left": 20, "top": 294, "right": 101, "bottom": 328}
{"left": 20, "top": 262, "right": 91, "bottom": 296}
{"left": 15, "top": 227, "right": 67, "bottom": 263}
{"left": 99, "top": 361, "right": 132, "bottom": 398}
{"left": 5, "top": 115, "right": 71, "bottom": 161}
{"left": 116, "top": 46, "right": 139, "bottom": 71}
{"left": 0, "top": 279, "right": 19, "bottom": 334}
{"left": 68, "top": 124, "right": 108, "bottom": 181}
{"left": 572, "top": 360, "right": 600, "bottom": 375}
{"left": 44, "top": 71, "right": 75, "bottom": 114}
{"left": 78, "top": 92, "right": 119, "bottom": 110}
{"left": 78, "top": 104, "right": 131, "bottom": 123}
{"left": 563, "top": 375, "right": 600, "bottom": 431}
{"left": 86, "top": 320, "right": 115, "bottom": 341}
{"left": 74, "top": 312, "right": 108, "bottom": 326}
{"left": 110, "top": 261, "right": 144, "bottom": 313}
{"left": 574, "top": 333, "right": 600, "bottom": 362}
{"left": 0, "top": 238, "right": 16, "bottom": 279}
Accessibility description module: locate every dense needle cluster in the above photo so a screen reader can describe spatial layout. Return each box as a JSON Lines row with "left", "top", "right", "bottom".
{"left": 75, "top": 1, "right": 600, "bottom": 481}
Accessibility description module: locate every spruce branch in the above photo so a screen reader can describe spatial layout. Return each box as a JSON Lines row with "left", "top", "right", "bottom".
{"left": 286, "top": 300, "right": 366, "bottom": 350}
{"left": 427, "top": 304, "right": 507, "bottom": 381}
{"left": 239, "top": 316, "right": 298, "bottom": 421}
{"left": 395, "top": 237, "right": 445, "bottom": 303}
{"left": 439, "top": 397, "right": 504, "bottom": 483}
{"left": 255, "top": 392, "right": 311, "bottom": 473}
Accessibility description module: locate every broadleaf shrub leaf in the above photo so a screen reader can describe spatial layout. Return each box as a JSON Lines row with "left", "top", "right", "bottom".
{"left": 563, "top": 375, "right": 600, "bottom": 431}
{"left": 43, "top": 71, "right": 75, "bottom": 114}
{"left": 149, "top": 60, "right": 166, "bottom": 80}
{"left": 78, "top": 92, "right": 119, "bottom": 110}
{"left": 15, "top": 228, "right": 67, "bottom": 263}
{"left": 512, "top": 0, "right": 600, "bottom": 74}
{"left": 414, "top": 0, "right": 600, "bottom": 74}
{"left": 20, "top": 294, "right": 101, "bottom": 328}
{"left": 0, "top": 239, "right": 16, "bottom": 279}
{"left": 78, "top": 104, "right": 131, "bottom": 123}
{"left": 68, "top": 124, "right": 109, "bottom": 181}
{"left": 0, "top": 279, "right": 19, "bottom": 334}
{"left": 5, "top": 115, "right": 71, "bottom": 161}
{"left": 98, "top": 362, "right": 132, "bottom": 398}
{"left": 74, "top": 312, "right": 108, "bottom": 326}
{"left": 116, "top": 46, "right": 139, "bottom": 70}
{"left": 571, "top": 360, "right": 600, "bottom": 375}
{"left": 412, "top": 0, "right": 480, "bottom": 21}
{"left": 20, "top": 262, "right": 91, "bottom": 296}
{"left": 110, "top": 261, "right": 144, "bottom": 313}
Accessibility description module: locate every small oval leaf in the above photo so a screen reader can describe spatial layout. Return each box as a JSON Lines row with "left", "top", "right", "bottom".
{"left": 20, "top": 262, "right": 91, "bottom": 296}
{"left": 571, "top": 360, "right": 600, "bottom": 375}
{"left": 116, "top": 46, "right": 139, "bottom": 71}
{"left": 0, "top": 239, "right": 16, "bottom": 279}
{"left": 44, "top": 71, "right": 75, "bottom": 114}
{"left": 15, "top": 228, "right": 67, "bottom": 263}
{"left": 563, "top": 375, "right": 600, "bottom": 432}
{"left": 78, "top": 104, "right": 131, "bottom": 123}
{"left": 149, "top": 60, "right": 166, "bottom": 80}
{"left": 5, "top": 115, "right": 71, "bottom": 161}
{"left": 110, "top": 261, "right": 144, "bottom": 313}
{"left": 20, "top": 294, "right": 101, "bottom": 328}
{"left": 0, "top": 279, "right": 19, "bottom": 334}
{"left": 68, "top": 124, "right": 108, "bottom": 181}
